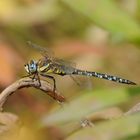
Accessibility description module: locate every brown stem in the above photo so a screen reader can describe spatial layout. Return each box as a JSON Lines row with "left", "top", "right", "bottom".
{"left": 0, "top": 77, "right": 65, "bottom": 111}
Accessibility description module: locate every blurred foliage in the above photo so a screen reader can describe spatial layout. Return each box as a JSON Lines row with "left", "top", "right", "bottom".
{"left": 0, "top": 0, "right": 140, "bottom": 140}
{"left": 41, "top": 88, "right": 130, "bottom": 126}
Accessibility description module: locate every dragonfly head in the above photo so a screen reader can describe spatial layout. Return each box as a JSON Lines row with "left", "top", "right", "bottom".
{"left": 24, "top": 60, "right": 37, "bottom": 74}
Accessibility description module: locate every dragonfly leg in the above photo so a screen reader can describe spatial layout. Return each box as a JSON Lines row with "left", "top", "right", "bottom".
{"left": 23, "top": 73, "right": 41, "bottom": 87}
{"left": 22, "top": 74, "right": 33, "bottom": 78}
{"left": 40, "top": 73, "right": 56, "bottom": 99}
{"left": 22, "top": 74, "right": 37, "bottom": 82}
{"left": 35, "top": 73, "right": 41, "bottom": 87}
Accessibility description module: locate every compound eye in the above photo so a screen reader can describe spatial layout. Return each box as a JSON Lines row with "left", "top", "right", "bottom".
{"left": 31, "top": 67, "right": 34, "bottom": 70}
{"left": 30, "top": 65, "right": 35, "bottom": 69}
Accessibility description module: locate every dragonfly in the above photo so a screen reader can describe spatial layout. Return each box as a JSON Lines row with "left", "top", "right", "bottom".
{"left": 24, "top": 42, "right": 136, "bottom": 95}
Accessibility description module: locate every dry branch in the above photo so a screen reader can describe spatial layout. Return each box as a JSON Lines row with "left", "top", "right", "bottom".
{"left": 124, "top": 102, "right": 140, "bottom": 116}
{"left": 0, "top": 77, "right": 65, "bottom": 111}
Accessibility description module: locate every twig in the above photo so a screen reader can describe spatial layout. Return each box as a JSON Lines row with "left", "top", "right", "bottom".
{"left": 0, "top": 77, "right": 65, "bottom": 111}
{"left": 124, "top": 102, "right": 140, "bottom": 116}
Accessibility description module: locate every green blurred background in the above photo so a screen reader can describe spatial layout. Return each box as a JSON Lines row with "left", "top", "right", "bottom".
{"left": 0, "top": 0, "right": 140, "bottom": 140}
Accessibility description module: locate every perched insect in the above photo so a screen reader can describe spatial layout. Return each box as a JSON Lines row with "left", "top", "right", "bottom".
{"left": 24, "top": 42, "right": 136, "bottom": 95}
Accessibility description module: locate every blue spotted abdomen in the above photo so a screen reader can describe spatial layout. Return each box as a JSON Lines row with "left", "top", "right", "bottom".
{"left": 72, "top": 69, "right": 136, "bottom": 85}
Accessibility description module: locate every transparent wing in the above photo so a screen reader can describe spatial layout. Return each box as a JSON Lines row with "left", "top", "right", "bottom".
{"left": 27, "top": 41, "right": 54, "bottom": 58}
{"left": 70, "top": 75, "right": 81, "bottom": 86}
{"left": 27, "top": 41, "right": 76, "bottom": 68}
{"left": 54, "top": 58, "right": 76, "bottom": 68}
{"left": 53, "top": 59, "right": 82, "bottom": 85}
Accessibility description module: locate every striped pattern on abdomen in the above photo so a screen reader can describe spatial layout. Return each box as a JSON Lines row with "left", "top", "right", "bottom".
{"left": 72, "top": 69, "right": 136, "bottom": 85}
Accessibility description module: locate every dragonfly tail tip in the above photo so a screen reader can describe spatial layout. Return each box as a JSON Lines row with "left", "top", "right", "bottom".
{"left": 130, "top": 81, "right": 137, "bottom": 85}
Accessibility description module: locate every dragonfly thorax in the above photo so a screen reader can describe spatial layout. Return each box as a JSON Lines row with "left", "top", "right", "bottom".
{"left": 24, "top": 60, "right": 38, "bottom": 74}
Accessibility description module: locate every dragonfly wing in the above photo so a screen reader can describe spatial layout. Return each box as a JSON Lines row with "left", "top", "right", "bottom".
{"left": 27, "top": 41, "right": 54, "bottom": 58}
{"left": 70, "top": 75, "right": 81, "bottom": 86}
{"left": 54, "top": 58, "right": 76, "bottom": 68}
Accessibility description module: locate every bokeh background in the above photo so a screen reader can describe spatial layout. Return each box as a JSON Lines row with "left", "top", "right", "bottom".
{"left": 0, "top": 0, "right": 140, "bottom": 140}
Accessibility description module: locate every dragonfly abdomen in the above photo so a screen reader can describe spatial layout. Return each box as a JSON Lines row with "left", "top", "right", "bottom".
{"left": 72, "top": 69, "right": 136, "bottom": 85}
